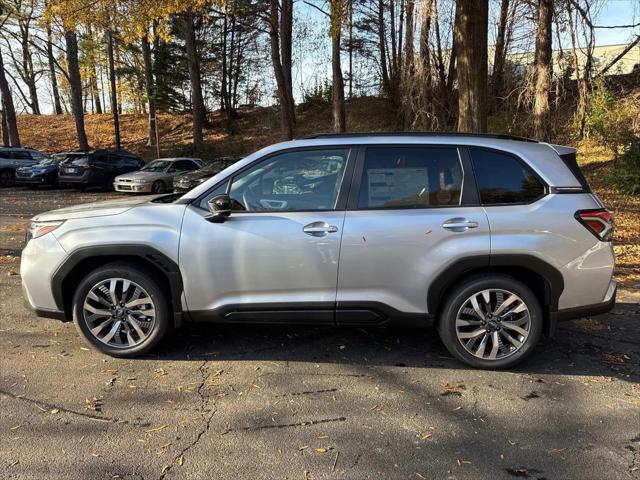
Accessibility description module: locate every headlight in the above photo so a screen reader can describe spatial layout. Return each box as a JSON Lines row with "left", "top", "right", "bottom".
{"left": 26, "top": 220, "right": 65, "bottom": 240}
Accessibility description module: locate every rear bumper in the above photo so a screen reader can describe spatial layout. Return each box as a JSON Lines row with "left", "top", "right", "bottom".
{"left": 553, "top": 279, "right": 617, "bottom": 323}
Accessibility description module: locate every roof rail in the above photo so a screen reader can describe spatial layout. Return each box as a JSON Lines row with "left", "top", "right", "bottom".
{"left": 298, "top": 132, "right": 539, "bottom": 143}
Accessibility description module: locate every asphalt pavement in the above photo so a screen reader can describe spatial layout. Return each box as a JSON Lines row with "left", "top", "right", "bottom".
{"left": 0, "top": 187, "right": 639, "bottom": 480}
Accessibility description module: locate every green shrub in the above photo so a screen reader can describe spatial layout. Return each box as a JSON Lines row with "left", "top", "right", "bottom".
{"left": 583, "top": 78, "right": 635, "bottom": 160}
{"left": 301, "top": 81, "right": 332, "bottom": 110}
{"left": 608, "top": 140, "right": 640, "bottom": 195}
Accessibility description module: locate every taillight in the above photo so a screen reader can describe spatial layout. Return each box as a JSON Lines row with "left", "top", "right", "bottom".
{"left": 575, "top": 209, "right": 613, "bottom": 241}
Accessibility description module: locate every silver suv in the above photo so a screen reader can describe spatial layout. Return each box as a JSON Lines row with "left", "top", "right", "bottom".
{"left": 21, "top": 134, "right": 616, "bottom": 369}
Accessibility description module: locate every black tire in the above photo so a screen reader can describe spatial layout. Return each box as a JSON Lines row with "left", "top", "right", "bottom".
{"left": 151, "top": 180, "right": 166, "bottom": 194}
{"left": 72, "top": 262, "right": 171, "bottom": 357}
{"left": 437, "top": 274, "right": 543, "bottom": 370}
{"left": 0, "top": 169, "right": 15, "bottom": 187}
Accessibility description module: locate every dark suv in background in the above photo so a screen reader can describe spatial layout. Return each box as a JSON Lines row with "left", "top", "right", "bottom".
{"left": 58, "top": 149, "right": 145, "bottom": 190}
{"left": 0, "top": 147, "right": 50, "bottom": 187}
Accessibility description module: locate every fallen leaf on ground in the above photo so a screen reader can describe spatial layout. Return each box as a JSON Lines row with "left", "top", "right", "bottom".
{"left": 50, "top": 408, "right": 59, "bottom": 415}
{"left": 8, "top": 269, "right": 18, "bottom": 276}
{"left": 315, "top": 448, "right": 328, "bottom": 453}
{"left": 178, "top": 455, "right": 184, "bottom": 466}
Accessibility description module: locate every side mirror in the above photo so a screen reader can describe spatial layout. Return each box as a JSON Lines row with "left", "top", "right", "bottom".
{"left": 206, "top": 194, "right": 232, "bottom": 223}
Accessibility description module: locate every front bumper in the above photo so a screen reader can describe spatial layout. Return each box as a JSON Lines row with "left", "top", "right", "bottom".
{"left": 16, "top": 174, "right": 55, "bottom": 185}
{"left": 114, "top": 181, "right": 152, "bottom": 193}
{"left": 21, "top": 233, "right": 69, "bottom": 321}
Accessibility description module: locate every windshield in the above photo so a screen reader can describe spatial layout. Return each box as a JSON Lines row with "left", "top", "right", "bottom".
{"left": 142, "top": 160, "right": 172, "bottom": 172}
{"left": 64, "top": 155, "right": 89, "bottom": 166}
{"left": 39, "top": 155, "right": 65, "bottom": 166}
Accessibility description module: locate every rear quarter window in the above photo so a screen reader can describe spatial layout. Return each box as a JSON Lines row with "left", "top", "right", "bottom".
{"left": 470, "top": 148, "right": 545, "bottom": 205}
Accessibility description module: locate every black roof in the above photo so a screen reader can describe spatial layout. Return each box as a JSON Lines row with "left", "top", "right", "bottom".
{"left": 299, "top": 132, "right": 539, "bottom": 143}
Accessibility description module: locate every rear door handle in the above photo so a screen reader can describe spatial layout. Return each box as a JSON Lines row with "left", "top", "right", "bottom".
{"left": 442, "top": 218, "right": 479, "bottom": 232}
{"left": 303, "top": 221, "right": 339, "bottom": 237}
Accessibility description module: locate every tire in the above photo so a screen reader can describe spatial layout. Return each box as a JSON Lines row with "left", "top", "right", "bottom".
{"left": 72, "top": 262, "right": 171, "bottom": 357}
{"left": 437, "top": 274, "right": 543, "bottom": 370}
{"left": 151, "top": 180, "right": 166, "bottom": 194}
{"left": 0, "top": 169, "right": 15, "bottom": 187}
{"left": 102, "top": 175, "right": 116, "bottom": 192}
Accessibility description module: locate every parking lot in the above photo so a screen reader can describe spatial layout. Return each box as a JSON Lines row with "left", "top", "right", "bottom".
{"left": 1, "top": 186, "right": 639, "bottom": 480}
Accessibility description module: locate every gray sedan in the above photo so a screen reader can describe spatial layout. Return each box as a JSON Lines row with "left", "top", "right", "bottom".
{"left": 114, "top": 157, "right": 203, "bottom": 194}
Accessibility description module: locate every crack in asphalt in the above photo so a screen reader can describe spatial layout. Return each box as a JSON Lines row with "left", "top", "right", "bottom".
{"left": 0, "top": 389, "right": 151, "bottom": 427}
{"left": 220, "top": 416, "right": 347, "bottom": 435}
{"left": 159, "top": 361, "right": 216, "bottom": 480}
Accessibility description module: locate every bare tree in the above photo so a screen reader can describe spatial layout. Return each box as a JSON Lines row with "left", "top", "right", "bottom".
{"left": 64, "top": 29, "right": 89, "bottom": 151}
{"left": 0, "top": 47, "right": 20, "bottom": 147}
{"left": 183, "top": 11, "right": 205, "bottom": 149}
{"left": 268, "top": 0, "right": 296, "bottom": 139}
{"left": 330, "top": 0, "right": 346, "bottom": 132}
{"left": 455, "top": 0, "right": 488, "bottom": 133}
{"left": 533, "top": 0, "right": 553, "bottom": 141}
{"left": 141, "top": 34, "right": 157, "bottom": 148}
{"left": 46, "top": 25, "right": 63, "bottom": 114}
{"left": 491, "top": 0, "right": 510, "bottom": 104}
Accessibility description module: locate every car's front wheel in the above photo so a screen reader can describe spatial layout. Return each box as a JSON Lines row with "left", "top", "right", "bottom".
{"left": 151, "top": 180, "right": 166, "bottom": 194}
{"left": 437, "top": 274, "right": 542, "bottom": 369}
{"left": 0, "top": 169, "right": 15, "bottom": 187}
{"left": 72, "top": 263, "right": 171, "bottom": 357}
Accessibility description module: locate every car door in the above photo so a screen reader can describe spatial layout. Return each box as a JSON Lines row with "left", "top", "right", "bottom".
{"left": 335, "top": 145, "right": 491, "bottom": 323}
{"left": 179, "top": 147, "right": 354, "bottom": 323}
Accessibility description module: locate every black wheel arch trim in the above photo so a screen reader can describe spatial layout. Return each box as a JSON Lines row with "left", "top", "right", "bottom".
{"left": 427, "top": 254, "right": 564, "bottom": 331}
{"left": 51, "top": 245, "right": 184, "bottom": 325}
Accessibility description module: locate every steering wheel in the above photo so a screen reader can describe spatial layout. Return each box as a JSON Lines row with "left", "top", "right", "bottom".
{"left": 242, "top": 186, "right": 262, "bottom": 211}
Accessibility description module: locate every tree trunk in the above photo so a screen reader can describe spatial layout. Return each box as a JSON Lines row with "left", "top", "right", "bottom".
{"left": 0, "top": 48, "right": 20, "bottom": 147}
{"left": 268, "top": 0, "right": 295, "bottom": 140}
{"left": 378, "top": 0, "right": 391, "bottom": 97}
{"left": 107, "top": 31, "right": 121, "bottom": 150}
{"left": 46, "top": 27, "right": 63, "bottom": 115}
{"left": 533, "top": 0, "right": 553, "bottom": 141}
{"left": 64, "top": 30, "right": 89, "bottom": 151}
{"left": 141, "top": 35, "right": 157, "bottom": 148}
{"left": 183, "top": 12, "right": 205, "bottom": 149}
{"left": 19, "top": 21, "right": 40, "bottom": 115}
{"left": 454, "top": 0, "right": 488, "bottom": 133}
{"left": 1, "top": 107, "right": 9, "bottom": 147}
{"left": 401, "top": 0, "right": 415, "bottom": 129}
{"left": 330, "top": 0, "right": 346, "bottom": 133}
{"left": 92, "top": 66, "right": 103, "bottom": 114}
{"left": 280, "top": 0, "right": 295, "bottom": 127}
{"left": 419, "top": 0, "right": 433, "bottom": 129}
{"left": 491, "top": 0, "right": 510, "bottom": 104}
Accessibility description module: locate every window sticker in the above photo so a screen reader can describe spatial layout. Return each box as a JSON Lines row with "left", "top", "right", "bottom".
{"left": 367, "top": 168, "right": 429, "bottom": 207}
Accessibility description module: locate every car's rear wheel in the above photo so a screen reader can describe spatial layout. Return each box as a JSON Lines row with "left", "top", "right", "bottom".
{"left": 0, "top": 169, "right": 15, "bottom": 187}
{"left": 72, "top": 263, "right": 171, "bottom": 357}
{"left": 151, "top": 180, "right": 166, "bottom": 194}
{"left": 437, "top": 274, "right": 542, "bottom": 369}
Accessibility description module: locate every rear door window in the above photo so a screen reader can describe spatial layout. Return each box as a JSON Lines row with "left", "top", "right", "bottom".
{"left": 357, "top": 146, "right": 463, "bottom": 209}
{"left": 470, "top": 148, "right": 545, "bottom": 205}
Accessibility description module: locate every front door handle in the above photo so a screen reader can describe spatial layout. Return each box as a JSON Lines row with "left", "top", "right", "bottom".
{"left": 442, "top": 218, "right": 479, "bottom": 232}
{"left": 303, "top": 221, "right": 339, "bottom": 237}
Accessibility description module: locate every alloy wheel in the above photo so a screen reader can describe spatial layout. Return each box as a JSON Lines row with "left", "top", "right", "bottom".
{"left": 82, "top": 278, "right": 156, "bottom": 349}
{"left": 455, "top": 289, "right": 531, "bottom": 361}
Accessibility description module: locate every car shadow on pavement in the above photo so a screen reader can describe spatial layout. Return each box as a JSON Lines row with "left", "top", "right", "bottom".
{"left": 152, "top": 301, "right": 640, "bottom": 381}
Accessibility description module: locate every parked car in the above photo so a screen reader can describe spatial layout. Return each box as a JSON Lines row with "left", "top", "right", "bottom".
{"left": 0, "top": 147, "right": 50, "bottom": 187}
{"left": 173, "top": 157, "right": 241, "bottom": 193}
{"left": 114, "top": 157, "right": 203, "bottom": 194}
{"left": 21, "top": 133, "right": 615, "bottom": 369}
{"left": 16, "top": 152, "right": 70, "bottom": 188}
{"left": 58, "top": 149, "right": 145, "bottom": 191}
